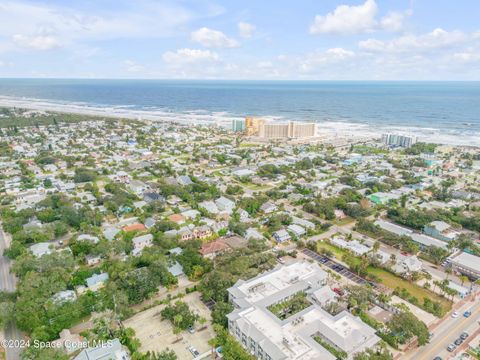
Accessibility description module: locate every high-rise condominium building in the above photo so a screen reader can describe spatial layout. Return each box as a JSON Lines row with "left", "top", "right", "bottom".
{"left": 255, "top": 121, "right": 316, "bottom": 139}
{"left": 381, "top": 133, "right": 417, "bottom": 148}
{"left": 245, "top": 116, "right": 265, "bottom": 135}
{"left": 232, "top": 119, "right": 246, "bottom": 132}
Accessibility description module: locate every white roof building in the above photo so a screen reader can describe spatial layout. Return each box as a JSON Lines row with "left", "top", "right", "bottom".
{"left": 30, "top": 242, "right": 53, "bottom": 258}
{"left": 449, "top": 252, "right": 480, "bottom": 279}
{"left": 227, "top": 262, "right": 380, "bottom": 360}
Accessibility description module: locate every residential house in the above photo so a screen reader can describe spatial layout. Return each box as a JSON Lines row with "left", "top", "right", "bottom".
{"left": 272, "top": 229, "right": 291, "bottom": 243}
{"left": 423, "top": 221, "right": 460, "bottom": 242}
{"left": 73, "top": 338, "right": 129, "bottom": 360}
{"left": 132, "top": 234, "right": 153, "bottom": 256}
{"left": 85, "top": 272, "right": 109, "bottom": 292}
{"left": 200, "top": 239, "right": 230, "bottom": 259}
{"left": 30, "top": 242, "right": 53, "bottom": 258}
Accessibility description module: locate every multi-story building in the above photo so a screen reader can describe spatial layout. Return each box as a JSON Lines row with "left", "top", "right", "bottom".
{"left": 423, "top": 221, "right": 460, "bottom": 242}
{"left": 227, "top": 261, "right": 380, "bottom": 360}
{"left": 245, "top": 116, "right": 265, "bottom": 135}
{"left": 257, "top": 121, "right": 316, "bottom": 139}
{"left": 232, "top": 119, "right": 246, "bottom": 132}
{"left": 381, "top": 133, "right": 417, "bottom": 148}
{"left": 448, "top": 252, "right": 480, "bottom": 279}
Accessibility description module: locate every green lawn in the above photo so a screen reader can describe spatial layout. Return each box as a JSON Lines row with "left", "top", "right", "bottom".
{"left": 316, "top": 241, "right": 362, "bottom": 266}
{"left": 366, "top": 267, "right": 451, "bottom": 310}
{"left": 334, "top": 217, "right": 355, "bottom": 226}
{"left": 317, "top": 241, "right": 346, "bottom": 259}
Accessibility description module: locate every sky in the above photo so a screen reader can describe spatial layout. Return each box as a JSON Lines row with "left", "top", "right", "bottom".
{"left": 0, "top": 0, "right": 479, "bottom": 80}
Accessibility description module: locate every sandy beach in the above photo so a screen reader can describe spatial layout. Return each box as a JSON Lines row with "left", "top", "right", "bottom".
{"left": 0, "top": 95, "right": 478, "bottom": 147}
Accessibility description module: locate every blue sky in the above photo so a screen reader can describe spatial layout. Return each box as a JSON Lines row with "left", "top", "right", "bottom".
{"left": 0, "top": 0, "right": 479, "bottom": 79}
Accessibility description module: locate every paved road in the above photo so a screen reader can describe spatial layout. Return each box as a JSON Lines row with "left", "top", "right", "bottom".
{"left": 0, "top": 231, "right": 16, "bottom": 292}
{"left": 403, "top": 296, "right": 480, "bottom": 360}
{"left": 0, "top": 223, "right": 22, "bottom": 360}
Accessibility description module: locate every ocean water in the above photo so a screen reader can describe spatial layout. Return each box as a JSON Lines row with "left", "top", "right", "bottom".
{"left": 0, "top": 79, "right": 479, "bottom": 145}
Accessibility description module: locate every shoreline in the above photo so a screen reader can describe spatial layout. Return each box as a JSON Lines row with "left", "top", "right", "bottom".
{"left": 0, "top": 95, "right": 478, "bottom": 147}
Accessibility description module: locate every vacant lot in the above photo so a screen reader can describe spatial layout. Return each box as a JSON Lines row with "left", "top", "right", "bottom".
{"left": 367, "top": 267, "right": 451, "bottom": 311}
{"left": 124, "top": 292, "right": 215, "bottom": 359}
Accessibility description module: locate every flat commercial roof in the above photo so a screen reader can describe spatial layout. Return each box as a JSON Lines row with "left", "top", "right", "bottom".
{"left": 451, "top": 252, "right": 480, "bottom": 273}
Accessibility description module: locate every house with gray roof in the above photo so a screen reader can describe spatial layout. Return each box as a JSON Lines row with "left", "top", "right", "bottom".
{"left": 73, "top": 338, "right": 129, "bottom": 360}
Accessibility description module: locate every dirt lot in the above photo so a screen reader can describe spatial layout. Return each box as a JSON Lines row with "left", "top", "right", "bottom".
{"left": 124, "top": 291, "right": 216, "bottom": 359}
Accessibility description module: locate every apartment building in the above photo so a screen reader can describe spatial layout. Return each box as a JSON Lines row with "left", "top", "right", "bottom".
{"left": 257, "top": 121, "right": 316, "bottom": 139}
{"left": 381, "top": 133, "right": 417, "bottom": 148}
{"left": 227, "top": 261, "right": 380, "bottom": 360}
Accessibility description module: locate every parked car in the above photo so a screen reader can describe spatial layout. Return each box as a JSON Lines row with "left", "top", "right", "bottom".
{"left": 333, "top": 288, "right": 344, "bottom": 296}
{"left": 454, "top": 338, "right": 463, "bottom": 346}
{"left": 188, "top": 346, "right": 200, "bottom": 357}
{"left": 447, "top": 344, "right": 456, "bottom": 352}
{"left": 464, "top": 310, "right": 472, "bottom": 317}
{"left": 187, "top": 325, "right": 196, "bottom": 334}
{"left": 460, "top": 332, "right": 469, "bottom": 340}
{"left": 433, "top": 357, "right": 442, "bottom": 360}
{"left": 451, "top": 311, "right": 459, "bottom": 318}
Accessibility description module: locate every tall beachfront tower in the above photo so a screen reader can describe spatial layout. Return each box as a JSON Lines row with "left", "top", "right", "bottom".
{"left": 232, "top": 119, "right": 246, "bottom": 132}
{"left": 245, "top": 116, "right": 265, "bottom": 135}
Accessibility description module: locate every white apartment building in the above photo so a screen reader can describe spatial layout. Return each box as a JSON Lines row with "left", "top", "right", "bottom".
{"left": 227, "top": 262, "right": 380, "bottom": 360}
{"left": 381, "top": 133, "right": 417, "bottom": 148}
{"left": 257, "top": 122, "right": 316, "bottom": 139}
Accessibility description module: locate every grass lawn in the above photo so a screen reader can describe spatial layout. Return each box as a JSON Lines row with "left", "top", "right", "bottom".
{"left": 317, "top": 241, "right": 346, "bottom": 259}
{"left": 239, "top": 182, "right": 271, "bottom": 191}
{"left": 316, "top": 241, "right": 362, "bottom": 267}
{"left": 334, "top": 217, "right": 355, "bottom": 226}
{"left": 367, "top": 267, "right": 451, "bottom": 310}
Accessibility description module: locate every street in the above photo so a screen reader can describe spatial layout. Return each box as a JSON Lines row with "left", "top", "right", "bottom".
{"left": 0, "top": 222, "right": 22, "bottom": 360}
{"left": 403, "top": 296, "right": 480, "bottom": 360}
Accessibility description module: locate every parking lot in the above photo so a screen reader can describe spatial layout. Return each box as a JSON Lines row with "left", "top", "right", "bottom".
{"left": 302, "top": 248, "right": 375, "bottom": 287}
{"left": 124, "top": 292, "right": 216, "bottom": 359}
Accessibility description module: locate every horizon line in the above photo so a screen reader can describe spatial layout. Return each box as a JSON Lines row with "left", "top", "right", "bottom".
{"left": 1, "top": 77, "right": 480, "bottom": 82}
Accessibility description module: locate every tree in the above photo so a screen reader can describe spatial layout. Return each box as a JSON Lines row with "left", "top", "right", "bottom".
{"left": 460, "top": 275, "right": 469, "bottom": 286}
{"left": 354, "top": 346, "right": 393, "bottom": 360}
{"left": 21, "top": 347, "right": 68, "bottom": 360}
{"left": 388, "top": 312, "right": 429, "bottom": 346}
{"left": 160, "top": 301, "right": 198, "bottom": 330}
{"left": 211, "top": 325, "right": 255, "bottom": 360}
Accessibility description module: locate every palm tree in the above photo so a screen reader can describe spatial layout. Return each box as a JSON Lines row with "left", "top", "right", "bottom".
{"left": 445, "top": 267, "right": 452, "bottom": 280}
{"left": 198, "top": 316, "right": 207, "bottom": 330}
{"left": 389, "top": 253, "right": 397, "bottom": 264}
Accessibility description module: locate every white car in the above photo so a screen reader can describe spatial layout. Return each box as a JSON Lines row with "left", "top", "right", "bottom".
{"left": 451, "top": 311, "right": 459, "bottom": 318}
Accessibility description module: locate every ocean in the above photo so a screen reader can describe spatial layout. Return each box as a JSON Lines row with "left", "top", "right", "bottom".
{"left": 0, "top": 79, "right": 479, "bottom": 146}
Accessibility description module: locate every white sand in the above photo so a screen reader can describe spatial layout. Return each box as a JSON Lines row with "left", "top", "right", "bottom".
{"left": 0, "top": 95, "right": 478, "bottom": 147}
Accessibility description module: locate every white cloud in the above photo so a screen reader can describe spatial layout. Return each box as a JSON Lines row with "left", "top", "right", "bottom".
{"left": 124, "top": 60, "right": 144, "bottom": 73}
{"left": 163, "top": 48, "right": 219, "bottom": 65}
{"left": 0, "top": 0, "right": 195, "bottom": 53}
{"left": 310, "top": 0, "right": 411, "bottom": 35}
{"left": 310, "top": 0, "right": 378, "bottom": 35}
{"left": 238, "top": 22, "right": 256, "bottom": 38}
{"left": 191, "top": 27, "right": 239, "bottom": 48}
{"left": 13, "top": 34, "right": 61, "bottom": 50}
{"left": 359, "top": 28, "right": 469, "bottom": 53}
{"left": 380, "top": 10, "right": 411, "bottom": 32}
{"left": 453, "top": 51, "right": 480, "bottom": 63}
{"left": 298, "top": 47, "right": 355, "bottom": 72}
